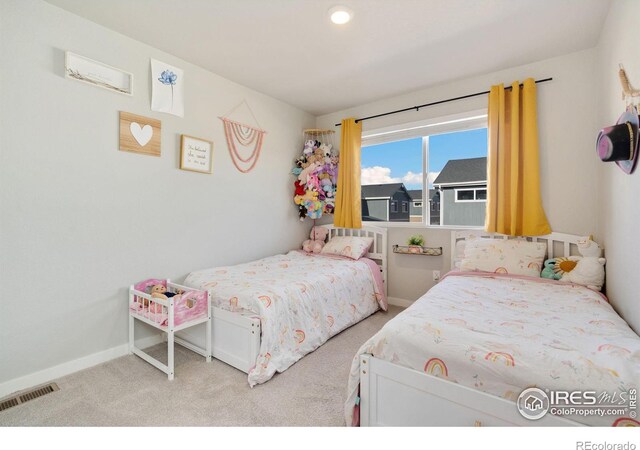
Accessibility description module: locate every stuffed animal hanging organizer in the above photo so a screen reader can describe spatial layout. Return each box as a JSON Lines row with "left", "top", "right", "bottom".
{"left": 292, "top": 129, "right": 339, "bottom": 220}
{"left": 219, "top": 100, "right": 267, "bottom": 173}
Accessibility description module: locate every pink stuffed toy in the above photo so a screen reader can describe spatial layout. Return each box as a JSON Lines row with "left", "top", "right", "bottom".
{"left": 302, "top": 226, "right": 329, "bottom": 253}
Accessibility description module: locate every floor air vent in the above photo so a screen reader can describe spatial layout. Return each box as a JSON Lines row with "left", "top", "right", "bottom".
{"left": 0, "top": 383, "right": 59, "bottom": 412}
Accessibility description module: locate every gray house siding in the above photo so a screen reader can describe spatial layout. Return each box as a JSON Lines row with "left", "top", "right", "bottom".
{"left": 362, "top": 199, "right": 388, "bottom": 221}
{"left": 389, "top": 190, "right": 411, "bottom": 222}
{"left": 441, "top": 186, "right": 486, "bottom": 226}
{"left": 409, "top": 201, "right": 422, "bottom": 217}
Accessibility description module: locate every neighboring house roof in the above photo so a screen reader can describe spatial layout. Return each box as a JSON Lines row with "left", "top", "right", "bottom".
{"left": 407, "top": 189, "right": 422, "bottom": 201}
{"left": 433, "top": 157, "right": 487, "bottom": 185}
{"left": 408, "top": 189, "right": 439, "bottom": 202}
{"left": 361, "top": 183, "right": 406, "bottom": 199}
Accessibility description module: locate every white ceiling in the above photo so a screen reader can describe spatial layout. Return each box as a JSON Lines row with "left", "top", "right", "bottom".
{"left": 46, "top": 0, "right": 611, "bottom": 115}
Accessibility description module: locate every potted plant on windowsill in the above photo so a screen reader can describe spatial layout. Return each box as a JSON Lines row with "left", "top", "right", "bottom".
{"left": 407, "top": 234, "right": 425, "bottom": 253}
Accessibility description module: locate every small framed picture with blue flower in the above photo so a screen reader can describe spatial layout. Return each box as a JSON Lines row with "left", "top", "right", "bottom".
{"left": 151, "top": 59, "right": 184, "bottom": 117}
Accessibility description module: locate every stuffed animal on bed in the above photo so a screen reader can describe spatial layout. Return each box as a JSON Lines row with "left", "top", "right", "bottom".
{"left": 302, "top": 226, "right": 329, "bottom": 253}
{"left": 560, "top": 238, "right": 606, "bottom": 291}
{"left": 541, "top": 259, "right": 560, "bottom": 280}
{"left": 541, "top": 257, "right": 578, "bottom": 280}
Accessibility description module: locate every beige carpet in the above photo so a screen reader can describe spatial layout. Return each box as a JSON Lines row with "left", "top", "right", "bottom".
{"left": 0, "top": 307, "right": 401, "bottom": 426}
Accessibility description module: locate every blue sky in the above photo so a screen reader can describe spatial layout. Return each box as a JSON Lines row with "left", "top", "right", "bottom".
{"left": 361, "top": 127, "right": 488, "bottom": 189}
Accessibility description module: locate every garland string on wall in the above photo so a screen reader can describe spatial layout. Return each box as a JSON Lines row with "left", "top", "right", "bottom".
{"left": 219, "top": 100, "right": 267, "bottom": 173}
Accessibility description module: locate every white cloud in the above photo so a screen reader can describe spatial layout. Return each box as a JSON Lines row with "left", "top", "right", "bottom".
{"left": 361, "top": 167, "right": 441, "bottom": 187}
{"left": 401, "top": 171, "right": 422, "bottom": 185}
{"left": 400, "top": 171, "right": 441, "bottom": 187}
{"left": 361, "top": 166, "right": 400, "bottom": 185}
{"left": 427, "top": 171, "right": 440, "bottom": 185}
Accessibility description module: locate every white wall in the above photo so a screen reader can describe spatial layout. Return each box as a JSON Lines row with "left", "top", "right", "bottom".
{"left": 595, "top": 0, "right": 640, "bottom": 333}
{"left": 317, "top": 49, "right": 600, "bottom": 302}
{"left": 0, "top": 0, "right": 314, "bottom": 387}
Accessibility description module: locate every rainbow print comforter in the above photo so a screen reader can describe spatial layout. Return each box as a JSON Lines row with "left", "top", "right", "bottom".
{"left": 185, "top": 251, "right": 386, "bottom": 386}
{"left": 346, "top": 272, "right": 640, "bottom": 426}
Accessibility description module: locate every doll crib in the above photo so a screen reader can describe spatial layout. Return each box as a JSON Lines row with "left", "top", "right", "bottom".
{"left": 129, "top": 279, "right": 211, "bottom": 380}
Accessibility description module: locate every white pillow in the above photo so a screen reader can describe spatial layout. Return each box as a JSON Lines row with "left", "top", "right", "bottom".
{"left": 459, "top": 238, "right": 547, "bottom": 277}
{"left": 321, "top": 236, "right": 373, "bottom": 260}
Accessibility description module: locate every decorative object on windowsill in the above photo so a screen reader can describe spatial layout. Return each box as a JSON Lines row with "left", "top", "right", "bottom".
{"left": 407, "top": 234, "right": 425, "bottom": 253}
{"left": 393, "top": 245, "right": 443, "bottom": 256}
{"left": 65, "top": 51, "right": 133, "bottom": 96}
{"left": 151, "top": 59, "right": 184, "bottom": 117}
{"left": 180, "top": 135, "right": 213, "bottom": 174}
{"left": 119, "top": 111, "right": 161, "bottom": 157}
{"left": 219, "top": 100, "right": 267, "bottom": 173}
{"left": 596, "top": 105, "right": 639, "bottom": 174}
{"left": 292, "top": 129, "right": 339, "bottom": 220}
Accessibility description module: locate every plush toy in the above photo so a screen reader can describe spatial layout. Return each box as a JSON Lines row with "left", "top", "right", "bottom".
{"left": 304, "top": 199, "right": 322, "bottom": 219}
{"left": 303, "top": 140, "right": 315, "bottom": 156}
{"left": 298, "top": 162, "right": 319, "bottom": 183}
{"left": 307, "top": 174, "right": 321, "bottom": 191}
{"left": 302, "top": 226, "right": 329, "bottom": 253}
{"left": 298, "top": 204, "right": 307, "bottom": 220}
{"left": 319, "top": 143, "right": 333, "bottom": 157}
{"left": 323, "top": 202, "right": 334, "bottom": 214}
{"left": 294, "top": 180, "right": 305, "bottom": 196}
{"left": 541, "top": 259, "right": 561, "bottom": 280}
{"left": 561, "top": 238, "right": 606, "bottom": 291}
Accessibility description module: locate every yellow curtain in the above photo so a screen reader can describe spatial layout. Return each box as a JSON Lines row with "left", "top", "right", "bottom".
{"left": 334, "top": 118, "right": 362, "bottom": 229}
{"left": 485, "top": 78, "right": 551, "bottom": 236}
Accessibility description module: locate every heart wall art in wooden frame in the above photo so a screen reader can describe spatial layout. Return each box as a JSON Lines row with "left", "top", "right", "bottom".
{"left": 119, "top": 111, "right": 161, "bottom": 157}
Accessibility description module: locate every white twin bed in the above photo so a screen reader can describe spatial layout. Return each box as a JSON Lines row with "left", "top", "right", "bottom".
{"left": 177, "top": 225, "right": 388, "bottom": 386}
{"left": 348, "top": 231, "right": 640, "bottom": 427}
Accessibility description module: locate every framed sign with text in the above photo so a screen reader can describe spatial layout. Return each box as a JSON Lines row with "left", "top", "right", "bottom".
{"left": 180, "top": 135, "right": 213, "bottom": 174}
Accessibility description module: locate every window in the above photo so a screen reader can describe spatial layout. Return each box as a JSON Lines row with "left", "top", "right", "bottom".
{"left": 455, "top": 188, "right": 486, "bottom": 202}
{"left": 360, "top": 112, "right": 487, "bottom": 226}
{"left": 456, "top": 189, "right": 475, "bottom": 201}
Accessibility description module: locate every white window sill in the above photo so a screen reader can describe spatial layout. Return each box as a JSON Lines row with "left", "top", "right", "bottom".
{"left": 362, "top": 221, "right": 484, "bottom": 231}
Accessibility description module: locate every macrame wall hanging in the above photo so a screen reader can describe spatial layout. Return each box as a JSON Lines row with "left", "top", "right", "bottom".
{"left": 219, "top": 100, "right": 267, "bottom": 173}
{"left": 291, "top": 129, "right": 339, "bottom": 220}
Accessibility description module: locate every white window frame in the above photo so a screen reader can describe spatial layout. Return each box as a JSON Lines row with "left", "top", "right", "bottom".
{"left": 454, "top": 187, "right": 487, "bottom": 203}
{"left": 360, "top": 109, "right": 488, "bottom": 228}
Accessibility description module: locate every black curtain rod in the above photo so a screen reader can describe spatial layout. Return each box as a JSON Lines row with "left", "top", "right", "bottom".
{"left": 334, "top": 77, "right": 553, "bottom": 127}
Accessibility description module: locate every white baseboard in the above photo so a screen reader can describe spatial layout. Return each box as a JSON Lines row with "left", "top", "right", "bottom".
{"left": 387, "top": 296, "right": 413, "bottom": 308}
{"left": 0, "top": 335, "right": 163, "bottom": 399}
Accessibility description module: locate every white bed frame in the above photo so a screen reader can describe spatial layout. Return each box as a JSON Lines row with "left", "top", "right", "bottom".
{"left": 358, "top": 230, "right": 586, "bottom": 427}
{"left": 177, "top": 225, "right": 388, "bottom": 374}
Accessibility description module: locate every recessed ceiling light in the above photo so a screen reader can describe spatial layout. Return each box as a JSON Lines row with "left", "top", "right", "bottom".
{"left": 329, "top": 6, "right": 353, "bottom": 25}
